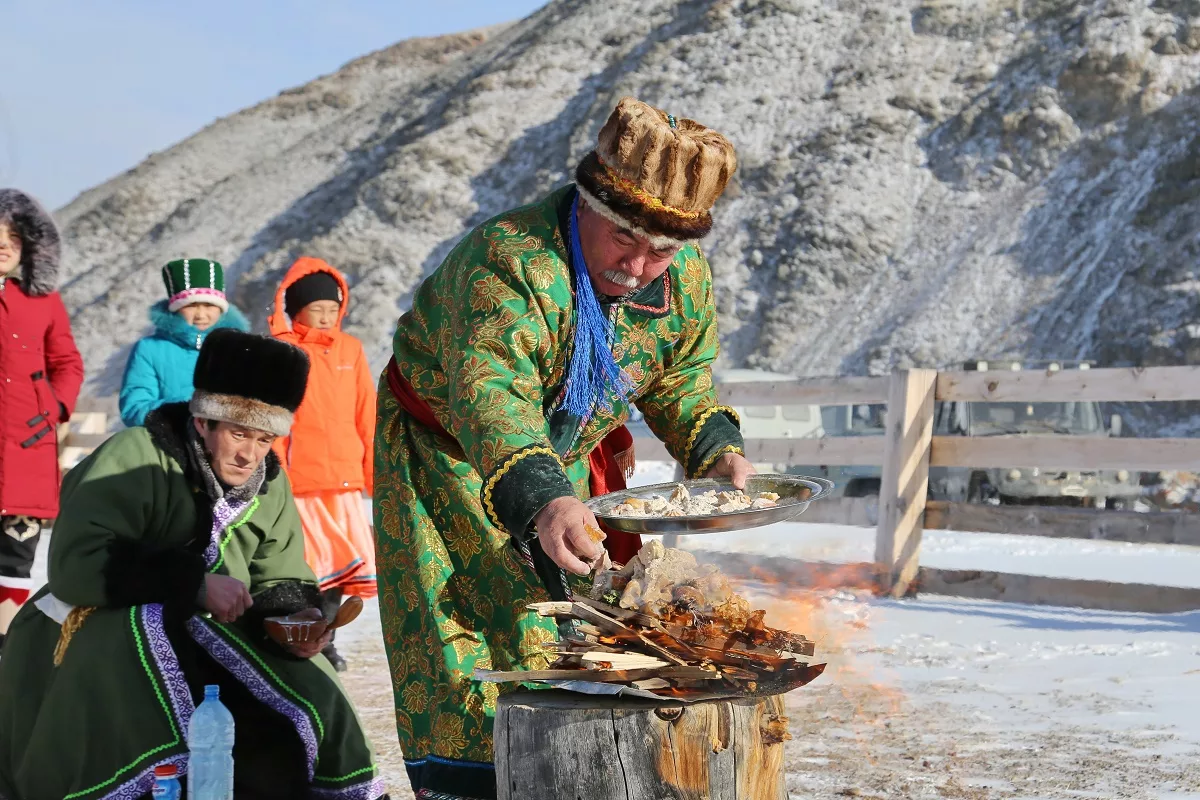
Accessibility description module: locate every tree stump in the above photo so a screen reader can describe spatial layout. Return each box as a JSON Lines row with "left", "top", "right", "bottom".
{"left": 495, "top": 690, "right": 791, "bottom": 800}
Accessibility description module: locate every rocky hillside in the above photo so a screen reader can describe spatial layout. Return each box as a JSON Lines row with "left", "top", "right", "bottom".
{"left": 53, "top": 0, "right": 1200, "bottom": 422}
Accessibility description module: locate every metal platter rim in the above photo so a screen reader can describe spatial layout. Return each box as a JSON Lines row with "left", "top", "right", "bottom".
{"left": 585, "top": 474, "right": 834, "bottom": 529}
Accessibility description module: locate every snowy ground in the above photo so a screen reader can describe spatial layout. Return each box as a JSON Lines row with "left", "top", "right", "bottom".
{"left": 25, "top": 463, "right": 1200, "bottom": 798}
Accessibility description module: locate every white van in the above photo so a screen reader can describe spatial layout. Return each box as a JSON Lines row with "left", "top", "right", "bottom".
{"left": 660, "top": 369, "right": 822, "bottom": 480}
{"left": 717, "top": 369, "right": 825, "bottom": 441}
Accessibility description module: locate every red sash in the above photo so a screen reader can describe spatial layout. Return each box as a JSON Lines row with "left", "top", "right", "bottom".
{"left": 386, "top": 358, "right": 642, "bottom": 563}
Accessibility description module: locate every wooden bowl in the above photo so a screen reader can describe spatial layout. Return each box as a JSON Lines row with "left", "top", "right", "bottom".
{"left": 264, "top": 608, "right": 327, "bottom": 646}
{"left": 263, "top": 597, "right": 364, "bottom": 647}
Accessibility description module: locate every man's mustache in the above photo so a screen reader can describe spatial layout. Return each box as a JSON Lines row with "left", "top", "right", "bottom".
{"left": 601, "top": 270, "right": 639, "bottom": 289}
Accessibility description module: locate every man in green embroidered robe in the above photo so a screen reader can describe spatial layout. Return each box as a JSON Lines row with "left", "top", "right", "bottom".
{"left": 375, "top": 97, "right": 754, "bottom": 799}
{"left": 0, "top": 330, "right": 385, "bottom": 800}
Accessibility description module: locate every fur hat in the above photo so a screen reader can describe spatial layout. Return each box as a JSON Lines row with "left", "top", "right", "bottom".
{"left": 574, "top": 98, "right": 737, "bottom": 246}
{"left": 190, "top": 330, "right": 309, "bottom": 437}
{"left": 0, "top": 189, "right": 61, "bottom": 296}
{"left": 162, "top": 258, "right": 229, "bottom": 312}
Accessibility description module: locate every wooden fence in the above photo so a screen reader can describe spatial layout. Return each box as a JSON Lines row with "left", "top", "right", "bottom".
{"left": 57, "top": 396, "right": 118, "bottom": 471}
{"left": 634, "top": 366, "right": 1200, "bottom": 613}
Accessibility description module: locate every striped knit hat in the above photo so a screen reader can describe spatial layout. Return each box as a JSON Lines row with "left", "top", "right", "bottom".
{"left": 162, "top": 258, "right": 228, "bottom": 312}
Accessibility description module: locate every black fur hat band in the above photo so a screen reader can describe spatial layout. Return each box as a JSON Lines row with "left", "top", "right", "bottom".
{"left": 190, "top": 330, "right": 309, "bottom": 436}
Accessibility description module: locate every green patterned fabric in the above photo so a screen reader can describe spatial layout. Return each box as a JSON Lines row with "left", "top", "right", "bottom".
{"left": 374, "top": 185, "right": 743, "bottom": 783}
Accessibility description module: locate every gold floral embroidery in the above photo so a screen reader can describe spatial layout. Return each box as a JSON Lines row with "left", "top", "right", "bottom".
{"left": 431, "top": 712, "right": 469, "bottom": 757}
{"left": 401, "top": 681, "right": 431, "bottom": 714}
{"left": 470, "top": 274, "right": 520, "bottom": 312}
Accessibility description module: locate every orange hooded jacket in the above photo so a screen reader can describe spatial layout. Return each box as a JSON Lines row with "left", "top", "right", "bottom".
{"left": 269, "top": 257, "right": 375, "bottom": 496}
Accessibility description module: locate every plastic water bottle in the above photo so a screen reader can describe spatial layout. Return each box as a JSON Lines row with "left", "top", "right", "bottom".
{"left": 187, "top": 685, "right": 234, "bottom": 800}
{"left": 152, "top": 765, "right": 181, "bottom": 800}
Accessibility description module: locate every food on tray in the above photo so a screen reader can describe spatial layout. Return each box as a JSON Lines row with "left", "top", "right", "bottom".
{"left": 610, "top": 484, "right": 781, "bottom": 517}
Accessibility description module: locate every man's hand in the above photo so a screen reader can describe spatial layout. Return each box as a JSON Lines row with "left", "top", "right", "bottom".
{"left": 705, "top": 451, "right": 756, "bottom": 490}
{"left": 533, "top": 496, "right": 606, "bottom": 575}
{"left": 203, "top": 574, "right": 253, "bottom": 623}
{"left": 284, "top": 616, "right": 331, "bottom": 660}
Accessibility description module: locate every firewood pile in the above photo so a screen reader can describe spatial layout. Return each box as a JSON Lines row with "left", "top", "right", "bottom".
{"left": 478, "top": 541, "right": 826, "bottom": 700}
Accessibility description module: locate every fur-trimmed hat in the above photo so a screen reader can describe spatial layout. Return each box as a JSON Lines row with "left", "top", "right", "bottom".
{"left": 0, "top": 189, "right": 61, "bottom": 296}
{"left": 574, "top": 98, "right": 737, "bottom": 246}
{"left": 190, "top": 330, "right": 309, "bottom": 437}
{"left": 162, "top": 258, "right": 228, "bottom": 312}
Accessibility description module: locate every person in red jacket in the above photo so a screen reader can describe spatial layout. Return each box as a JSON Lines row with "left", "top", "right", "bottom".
{"left": 0, "top": 189, "right": 83, "bottom": 648}
{"left": 269, "top": 257, "right": 376, "bottom": 671}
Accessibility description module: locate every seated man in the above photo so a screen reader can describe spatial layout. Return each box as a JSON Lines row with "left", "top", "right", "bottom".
{"left": 0, "top": 330, "right": 386, "bottom": 800}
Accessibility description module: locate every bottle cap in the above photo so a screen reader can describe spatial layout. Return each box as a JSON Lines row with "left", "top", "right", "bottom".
{"left": 154, "top": 765, "right": 177, "bottom": 778}
{"left": 204, "top": 684, "right": 220, "bottom": 699}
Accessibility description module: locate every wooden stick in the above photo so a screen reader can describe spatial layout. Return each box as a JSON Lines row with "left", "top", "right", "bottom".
{"left": 475, "top": 666, "right": 721, "bottom": 684}
{"left": 568, "top": 603, "right": 691, "bottom": 666}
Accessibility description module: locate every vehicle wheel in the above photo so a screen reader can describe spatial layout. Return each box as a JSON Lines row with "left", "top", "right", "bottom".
{"left": 967, "top": 472, "right": 989, "bottom": 504}
{"left": 1105, "top": 498, "right": 1128, "bottom": 511}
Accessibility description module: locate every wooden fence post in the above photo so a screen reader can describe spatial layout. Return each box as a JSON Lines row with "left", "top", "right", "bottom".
{"left": 875, "top": 369, "right": 937, "bottom": 597}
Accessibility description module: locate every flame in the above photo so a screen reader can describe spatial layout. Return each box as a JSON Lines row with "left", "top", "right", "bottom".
{"left": 714, "top": 557, "right": 907, "bottom": 757}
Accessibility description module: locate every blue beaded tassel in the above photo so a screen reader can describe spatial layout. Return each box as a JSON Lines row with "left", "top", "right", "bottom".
{"left": 562, "top": 195, "right": 632, "bottom": 419}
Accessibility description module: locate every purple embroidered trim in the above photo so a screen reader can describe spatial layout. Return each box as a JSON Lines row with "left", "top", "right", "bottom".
{"left": 312, "top": 776, "right": 387, "bottom": 799}
{"left": 141, "top": 604, "right": 195, "bottom": 738}
{"left": 203, "top": 498, "right": 248, "bottom": 570}
{"left": 185, "top": 617, "right": 319, "bottom": 779}
{"left": 100, "top": 753, "right": 187, "bottom": 800}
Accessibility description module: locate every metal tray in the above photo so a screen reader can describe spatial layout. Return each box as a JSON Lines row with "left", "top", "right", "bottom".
{"left": 587, "top": 474, "right": 834, "bottom": 535}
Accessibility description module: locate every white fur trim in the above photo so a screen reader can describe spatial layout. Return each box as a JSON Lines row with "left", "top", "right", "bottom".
{"left": 190, "top": 391, "right": 293, "bottom": 436}
{"left": 168, "top": 288, "right": 229, "bottom": 313}
{"left": 575, "top": 186, "right": 694, "bottom": 249}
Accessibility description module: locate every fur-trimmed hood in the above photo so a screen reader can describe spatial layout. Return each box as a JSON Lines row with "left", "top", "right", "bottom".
{"left": 149, "top": 299, "right": 250, "bottom": 350}
{"left": 0, "top": 189, "right": 60, "bottom": 296}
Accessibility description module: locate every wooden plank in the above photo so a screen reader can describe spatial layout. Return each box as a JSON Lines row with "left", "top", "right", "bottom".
{"left": 918, "top": 567, "right": 1200, "bottom": 613}
{"left": 74, "top": 396, "right": 119, "bottom": 415}
{"left": 64, "top": 432, "right": 111, "bottom": 449}
{"left": 924, "top": 501, "right": 1200, "bottom": 545}
{"left": 937, "top": 365, "right": 1200, "bottom": 403}
{"left": 791, "top": 496, "right": 876, "bottom": 527}
{"left": 69, "top": 411, "right": 108, "bottom": 434}
{"left": 717, "top": 375, "right": 890, "bottom": 406}
{"left": 631, "top": 436, "right": 887, "bottom": 467}
{"left": 685, "top": 550, "right": 884, "bottom": 592}
{"left": 688, "top": 549, "right": 1200, "bottom": 613}
{"left": 741, "top": 436, "right": 886, "bottom": 466}
{"left": 876, "top": 370, "right": 937, "bottom": 597}
{"left": 477, "top": 666, "right": 716, "bottom": 683}
{"left": 930, "top": 435, "right": 1200, "bottom": 471}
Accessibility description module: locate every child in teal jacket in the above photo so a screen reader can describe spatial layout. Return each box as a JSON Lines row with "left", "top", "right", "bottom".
{"left": 119, "top": 258, "right": 249, "bottom": 427}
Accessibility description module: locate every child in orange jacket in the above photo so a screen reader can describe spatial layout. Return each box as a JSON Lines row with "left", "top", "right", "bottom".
{"left": 269, "top": 257, "right": 376, "bottom": 671}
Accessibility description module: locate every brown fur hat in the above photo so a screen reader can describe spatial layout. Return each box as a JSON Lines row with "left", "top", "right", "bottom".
{"left": 575, "top": 98, "right": 737, "bottom": 245}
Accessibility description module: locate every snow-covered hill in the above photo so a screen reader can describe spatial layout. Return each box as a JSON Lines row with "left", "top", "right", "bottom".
{"left": 51, "top": 0, "right": 1200, "bottom": 430}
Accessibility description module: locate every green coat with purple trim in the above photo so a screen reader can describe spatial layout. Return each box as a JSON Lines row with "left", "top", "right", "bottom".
{"left": 0, "top": 404, "right": 383, "bottom": 800}
{"left": 374, "top": 185, "right": 743, "bottom": 792}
